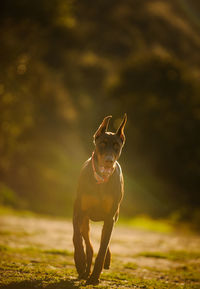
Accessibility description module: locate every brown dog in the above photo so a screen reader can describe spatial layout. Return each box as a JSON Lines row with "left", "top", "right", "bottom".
{"left": 73, "top": 114, "right": 127, "bottom": 285}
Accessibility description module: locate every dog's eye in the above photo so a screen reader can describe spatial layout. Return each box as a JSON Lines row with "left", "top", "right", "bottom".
{"left": 100, "top": 142, "right": 106, "bottom": 148}
{"left": 113, "top": 143, "right": 119, "bottom": 151}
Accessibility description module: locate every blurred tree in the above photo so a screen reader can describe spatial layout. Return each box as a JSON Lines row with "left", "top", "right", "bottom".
{"left": 0, "top": 0, "right": 200, "bottom": 217}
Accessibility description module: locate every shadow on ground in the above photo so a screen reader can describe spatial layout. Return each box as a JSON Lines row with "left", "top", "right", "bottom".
{"left": 0, "top": 279, "right": 80, "bottom": 289}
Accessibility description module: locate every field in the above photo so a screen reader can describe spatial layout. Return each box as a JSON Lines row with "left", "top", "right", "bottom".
{"left": 0, "top": 212, "right": 200, "bottom": 289}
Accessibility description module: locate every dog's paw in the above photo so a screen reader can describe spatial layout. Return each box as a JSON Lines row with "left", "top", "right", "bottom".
{"left": 79, "top": 271, "right": 90, "bottom": 280}
{"left": 86, "top": 276, "right": 100, "bottom": 285}
{"left": 78, "top": 272, "right": 89, "bottom": 280}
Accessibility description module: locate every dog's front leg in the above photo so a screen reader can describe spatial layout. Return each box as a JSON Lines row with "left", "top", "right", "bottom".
{"left": 72, "top": 208, "right": 86, "bottom": 278}
{"left": 86, "top": 218, "right": 114, "bottom": 285}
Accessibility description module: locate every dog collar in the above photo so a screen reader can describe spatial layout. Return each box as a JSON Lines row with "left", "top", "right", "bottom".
{"left": 91, "top": 152, "right": 115, "bottom": 184}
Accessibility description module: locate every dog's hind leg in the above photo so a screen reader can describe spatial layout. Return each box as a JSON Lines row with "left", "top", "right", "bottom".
{"left": 104, "top": 246, "right": 111, "bottom": 269}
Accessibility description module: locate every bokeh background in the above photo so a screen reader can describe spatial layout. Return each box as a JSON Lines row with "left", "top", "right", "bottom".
{"left": 0, "top": 0, "right": 200, "bottom": 226}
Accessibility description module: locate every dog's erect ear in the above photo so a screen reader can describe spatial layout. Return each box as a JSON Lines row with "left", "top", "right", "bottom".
{"left": 94, "top": 115, "right": 112, "bottom": 141}
{"left": 116, "top": 113, "right": 127, "bottom": 144}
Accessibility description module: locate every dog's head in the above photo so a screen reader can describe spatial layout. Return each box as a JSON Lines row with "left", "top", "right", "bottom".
{"left": 93, "top": 114, "right": 127, "bottom": 173}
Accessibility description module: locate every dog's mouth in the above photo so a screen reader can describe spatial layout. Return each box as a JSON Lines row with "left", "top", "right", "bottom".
{"left": 96, "top": 153, "right": 116, "bottom": 177}
{"left": 99, "top": 165, "right": 115, "bottom": 177}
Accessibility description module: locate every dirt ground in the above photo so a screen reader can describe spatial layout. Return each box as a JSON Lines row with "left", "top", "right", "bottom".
{"left": 0, "top": 214, "right": 200, "bottom": 288}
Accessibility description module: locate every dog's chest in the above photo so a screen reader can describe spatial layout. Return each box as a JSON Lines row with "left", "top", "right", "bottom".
{"left": 81, "top": 186, "right": 114, "bottom": 216}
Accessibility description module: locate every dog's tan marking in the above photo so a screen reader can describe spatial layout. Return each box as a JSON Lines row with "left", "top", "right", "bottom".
{"left": 103, "top": 196, "right": 113, "bottom": 213}
{"left": 81, "top": 194, "right": 99, "bottom": 211}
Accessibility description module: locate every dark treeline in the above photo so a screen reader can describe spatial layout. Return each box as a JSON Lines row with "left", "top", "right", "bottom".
{"left": 0, "top": 0, "right": 200, "bottom": 221}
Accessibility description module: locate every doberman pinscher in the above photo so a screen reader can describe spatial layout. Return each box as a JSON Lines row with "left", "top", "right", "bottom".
{"left": 73, "top": 114, "right": 127, "bottom": 285}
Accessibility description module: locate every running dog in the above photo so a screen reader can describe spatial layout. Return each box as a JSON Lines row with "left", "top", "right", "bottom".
{"left": 73, "top": 114, "right": 127, "bottom": 285}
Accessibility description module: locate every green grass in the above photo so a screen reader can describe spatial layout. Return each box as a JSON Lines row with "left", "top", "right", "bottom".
{"left": 0, "top": 209, "right": 200, "bottom": 289}
{"left": 119, "top": 215, "right": 173, "bottom": 233}
{"left": 0, "top": 244, "right": 77, "bottom": 289}
{"left": 124, "top": 262, "right": 138, "bottom": 270}
{"left": 169, "top": 264, "right": 200, "bottom": 283}
{"left": 0, "top": 244, "right": 73, "bottom": 257}
{"left": 43, "top": 249, "right": 73, "bottom": 256}
{"left": 0, "top": 205, "right": 36, "bottom": 217}
{"left": 1, "top": 244, "right": 199, "bottom": 288}
{"left": 138, "top": 250, "right": 200, "bottom": 261}
{"left": 102, "top": 271, "right": 187, "bottom": 289}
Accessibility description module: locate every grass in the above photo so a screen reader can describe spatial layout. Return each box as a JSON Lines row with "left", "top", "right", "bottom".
{"left": 102, "top": 271, "right": 188, "bottom": 289}
{"left": 138, "top": 250, "right": 200, "bottom": 261}
{"left": 0, "top": 244, "right": 76, "bottom": 289}
{"left": 0, "top": 205, "right": 36, "bottom": 217}
{"left": 0, "top": 229, "right": 33, "bottom": 237}
{"left": 43, "top": 249, "right": 73, "bottom": 256}
{"left": 124, "top": 262, "right": 138, "bottom": 270}
{"left": 1, "top": 244, "right": 200, "bottom": 288}
{"left": 0, "top": 205, "right": 71, "bottom": 221}
{"left": 0, "top": 211, "right": 200, "bottom": 288}
{"left": 169, "top": 264, "right": 200, "bottom": 283}
{"left": 118, "top": 215, "right": 173, "bottom": 233}
{"left": 0, "top": 245, "right": 73, "bottom": 258}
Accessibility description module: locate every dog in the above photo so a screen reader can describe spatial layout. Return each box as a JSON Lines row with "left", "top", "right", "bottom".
{"left": 73, "top": 114, "right": 127, "bottom": 285}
